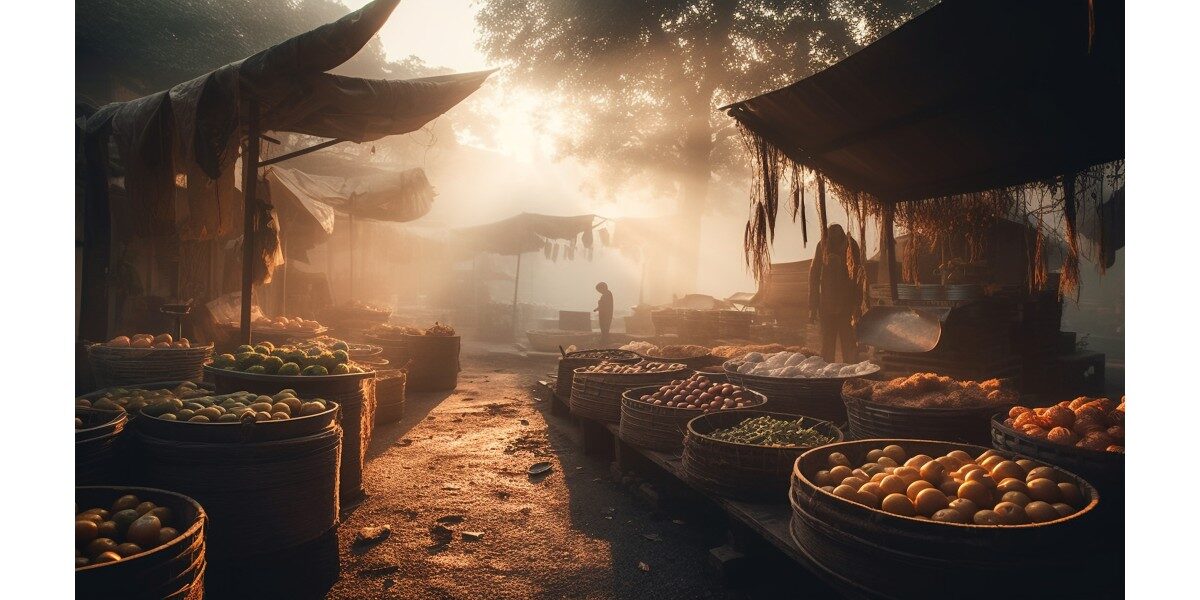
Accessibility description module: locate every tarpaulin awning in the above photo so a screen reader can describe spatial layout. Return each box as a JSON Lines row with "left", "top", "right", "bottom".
{"left": 725, "top": 0, "right": 1124, "bottom": 202}
{"left": 267, "top": 165, "right": 435, "bottom": 225}
{"left": 84, "top": 0, "right": 491, "bottom": 240}
{"left": 452, "top": 213, "right": 598, "bottom": 257}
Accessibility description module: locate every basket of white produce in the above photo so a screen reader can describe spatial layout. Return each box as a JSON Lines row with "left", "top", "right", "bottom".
{"left": 723, "top": 351, "right": 879, "bottom": 424}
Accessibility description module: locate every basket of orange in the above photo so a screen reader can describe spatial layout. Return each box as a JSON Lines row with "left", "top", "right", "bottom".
{"left": 87, "top": 334, "right": 214, "bottom": 387}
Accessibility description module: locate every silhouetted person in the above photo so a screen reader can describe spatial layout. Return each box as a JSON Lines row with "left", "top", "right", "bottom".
{"left": 809, "top": 225, "right": 862, "bottom": 362}
{"left": 594, "top": 282, "right": 614, "bottom": 346}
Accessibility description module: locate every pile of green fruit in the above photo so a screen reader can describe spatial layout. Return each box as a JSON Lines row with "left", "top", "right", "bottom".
{"left": 210, "top": 340, "right": 367, "bottom": 376}
{"left": 707, "top": 415, "right": 837, "bottom": 447}
{"left": 140, "top": 389, "right": 332, "bottom": 423}
{"left": 76, "top": 382, "right": 208, "bottom": 413}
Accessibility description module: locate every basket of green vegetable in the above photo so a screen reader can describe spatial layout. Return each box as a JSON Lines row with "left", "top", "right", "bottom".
{"left": 204, "top": 339, "right": 375, "bottom": 500}
{"left": 681, "top": 411, "right": 842, "bottom": 500}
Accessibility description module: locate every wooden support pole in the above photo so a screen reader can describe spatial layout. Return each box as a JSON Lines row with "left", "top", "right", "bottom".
{"left": 348, "top": 201, "right": 356, "bottom": 301}
{"left": 257, "top": 138, "right": 345, "bottom": 168}
{"left": 878, "top": 200, "right": 899, "bottom": 300}
{"left": 511, "top": 253, "right": 522, "bottom": 338}
{"left": 240, "top": 98, "right": 261, "bottom": 345}
{"left": 638, "top": 260, "right": 647, "bottom": 306}
{"left": 817, "top": 176, "right": 829, "bottom": 236}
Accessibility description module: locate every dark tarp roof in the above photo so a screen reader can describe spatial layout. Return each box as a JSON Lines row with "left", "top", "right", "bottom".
{"left": 84, "top": 0, "right": 491, "bottom": 240}
{"left": 725, "top": 0, "right": 1124, "bottom": 202}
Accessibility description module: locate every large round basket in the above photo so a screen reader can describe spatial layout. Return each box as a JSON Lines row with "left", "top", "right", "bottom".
{"left": 788, "top": 439, "right": 1112, "bottom": 599}
{"left": 76, "top": 486, "right": 207, "bottom": 600}
{"left": 76, "top": 381, "right": 216, "bottom": 409}
{"left": 990, "top": 413, "right": 1125, "bottom": 503}
{"left": 76, "top": 381, "right": 215, "bottom": 486}
{"left": 841, "top": 383, "right": 1011, "bottom": 445}
{"left": 373, "top": 369, "right": 408, "bottom": 425}
{"left": 204, "top": 365, "right": 375, "bottom": 501}
{"left": 555, "top": 349, "right": 641, "bottom": 401}
{"left": 724, "top": 360, "right": 878, "bottom": 424}
{"left": 87, "top": 343, "right": 214, "bottom": 387}
{"left": 618, "top": 386, "right": 768, "bottom": 452}
{"left": 569, "top": 365, "right": 692, "bottom": 423}
{"left": 76, "top": 409, "right": 129, "bottom": 485}
{"left": 681, "top": 410, "right": 841, "bottom": 501}
{"left": 363, "top": 333, "right": 460, "bottom": 392}
{"left": 133, "top": 416, "right": 341, "bottom": 584}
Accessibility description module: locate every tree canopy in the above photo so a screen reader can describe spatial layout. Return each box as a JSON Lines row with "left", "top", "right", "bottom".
{"left": 76, "top": 0, "right": 432, "bottom": 104}
{"left": 477, "top": 0, "right": 936, "bottom": 288}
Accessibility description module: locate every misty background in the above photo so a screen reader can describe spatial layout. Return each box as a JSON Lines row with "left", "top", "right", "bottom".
{"left": 76, "top": 0, "right": 1121, "bottom": 348}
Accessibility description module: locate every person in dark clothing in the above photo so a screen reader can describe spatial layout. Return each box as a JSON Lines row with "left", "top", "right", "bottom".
{"left": 594, "top": 282, "right": 614, "bottom": 345}
{"left": 809, "top": 225, "right": 863, "bottom": 362}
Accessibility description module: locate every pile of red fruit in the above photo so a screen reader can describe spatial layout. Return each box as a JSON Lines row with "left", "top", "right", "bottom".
{"left": 637, "top": 374, "right": 762, "bottom": 411}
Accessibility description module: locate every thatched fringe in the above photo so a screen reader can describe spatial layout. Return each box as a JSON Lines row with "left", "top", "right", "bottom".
{"left": 739, "top": 123, "right": 813, "bottom": 282}
{"left": 737, "top": 115, "right": 1122, "bottom": 297}
{"left": 1060, "top": 174, "right": 1081, "bottom": 300}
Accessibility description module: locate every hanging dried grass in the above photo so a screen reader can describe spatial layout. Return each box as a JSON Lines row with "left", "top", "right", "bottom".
{"left": 736, "top": 104, "right": 1123, "bottom": 297}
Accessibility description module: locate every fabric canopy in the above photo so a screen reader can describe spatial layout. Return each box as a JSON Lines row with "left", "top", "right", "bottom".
{"left": 725, "top": 0, "right": 1124, "bottom": 202}
{"left": 452, "top": 213, "right": 598, "bottom": 257}
{"left": 84, "top": 0, "right": 491, "bottom": 240}
{"left": 268, "top": 165, "right": 435, "bottom": 224}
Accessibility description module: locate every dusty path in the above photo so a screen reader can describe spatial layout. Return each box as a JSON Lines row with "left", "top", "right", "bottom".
{"left": 326, "top": 342, "right": 793, "bottom": 600}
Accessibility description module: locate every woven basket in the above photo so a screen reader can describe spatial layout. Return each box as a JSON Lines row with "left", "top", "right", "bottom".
{"left": 680, "top": 410, "right": 841, "bottom": 501}
{"left": 842, "top": 385, "right": 1011, "bottom": 446}
{"left": 87, "top": 343, "right": 214, "bottom": 388}
{"left": 134, "top": 401, "right": 340, "bottom": 444}
{"left": 569, "top": 365, "right": 692, "bottom": 423}
{"left": 205, "top": 365, "right": 375, "bottom": 501}
{"left": 363, "top": 334, "right": 460, "bottom": 392}
{"left": 374, "top": 369, "right": 408, "bottom": 425}
{"left": 555, "top": 350, "right": 641, "bottom": 400}
{"left": 618, "top": 386, "right": 767, "bottom": 452}
{"left": 990, "top": 413, "right": 1125, "bottom": 500}
{"left": 135, "top": 422, "right": 341, "bottom": 561}
{"left": 788, "top": 439, "right": 1108, "bottom": 599}
{"left": 76, "top": 409, "right": 129, "bottom": 485}
{"left": 76, "top": 486, "right": 207, "bottom": 600}
{"left": 724, "top": 360, "right": 878, "bottom": 424}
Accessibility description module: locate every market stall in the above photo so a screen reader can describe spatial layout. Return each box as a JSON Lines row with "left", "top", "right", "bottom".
{"left": 75, "top": 1, "right": 491, "bottom": 596}
{"left": 79, "top": 0, "right": 492, "bottom": 347}
{"left": 451, "top": 212, "right": 609, "bottom": 344}
{"left": 678, "top": 0, "right": 1128, "bottom": 594}
{"left": 727, "top": 0, "right": 1123, "bottom": 393}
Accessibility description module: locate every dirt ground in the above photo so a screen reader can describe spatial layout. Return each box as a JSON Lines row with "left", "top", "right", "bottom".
{"left": 325, "top": 342, "right": 799, "bottom": 600}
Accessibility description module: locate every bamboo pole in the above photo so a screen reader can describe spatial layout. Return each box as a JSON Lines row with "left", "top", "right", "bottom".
{"left": 878, "top": 200, "right": 899, "bottom": 300}
{"left": 817, "top": 176, "right": 829, "bottom": 236}
{"left": 239, "top": 97, "right": 260, "bottom": 345}
{"left": 511, "top": 253, "right": 522, "bottom": 339}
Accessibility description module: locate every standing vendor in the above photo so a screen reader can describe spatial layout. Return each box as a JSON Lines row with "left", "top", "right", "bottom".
{"left": 809, "top": 224, "right": 863, "bottom": 362}
{"left": 594, "top": 282, "right": 614, "bottom": 345}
